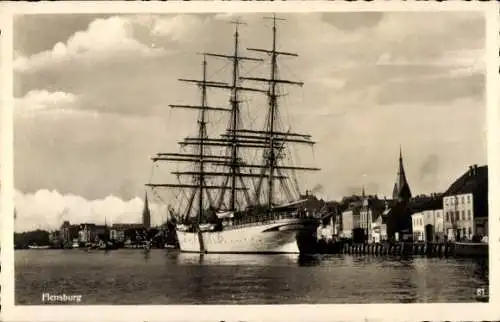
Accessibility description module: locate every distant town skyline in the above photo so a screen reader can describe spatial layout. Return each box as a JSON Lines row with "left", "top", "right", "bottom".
{"left": 13, "top": 12, "right": 486, "bottom": 232}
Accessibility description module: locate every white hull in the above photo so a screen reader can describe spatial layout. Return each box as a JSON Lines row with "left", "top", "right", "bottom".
{"left": 176, "top": 218, "right": 317, "bottom": 254}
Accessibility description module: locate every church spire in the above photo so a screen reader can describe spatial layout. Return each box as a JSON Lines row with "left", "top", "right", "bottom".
{"left": 142, "top": 190, "right": 151, "bottom": 228}
{"left": 392, "top": 146, "right": 412, "bottom": 202}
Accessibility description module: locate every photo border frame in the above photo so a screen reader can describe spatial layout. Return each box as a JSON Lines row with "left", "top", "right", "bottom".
{"left": 1, "top": 1, "right": 499, "bottom": 321}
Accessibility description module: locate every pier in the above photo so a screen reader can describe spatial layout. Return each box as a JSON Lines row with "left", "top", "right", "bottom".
{"left": 305, "top": 239, "right": 488, "bottom": 258}
{"left": 340, "top": 242, "right": 455, "bottom": 257}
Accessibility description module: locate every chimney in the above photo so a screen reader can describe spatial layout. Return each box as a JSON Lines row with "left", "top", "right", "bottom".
{"left": 469, "top": 166, "right": 473, "bottom": 176}
{"left": 474, "top": 164, "right": 478, "bottom": 175}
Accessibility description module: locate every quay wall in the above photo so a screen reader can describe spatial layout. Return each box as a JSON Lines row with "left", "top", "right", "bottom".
{"left": 340, "top": 242, "right": 456, "bottom": 257}
{"left": 306, "top": 240, "right": 487, "bottom": 258}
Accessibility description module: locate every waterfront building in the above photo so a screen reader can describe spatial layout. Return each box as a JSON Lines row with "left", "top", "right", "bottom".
{"left": 475, "top": 217, "right": 488, "bottom": 237}
{"left": 371, "top": 211, "right": 389, "bottom": 243}
{"left": 77, "top": 223, "right": 108, "bottom": 243}
{"left": 325, "top": 201, "right": 342, "bottom": 235}
{"left": 48, "top": 231, "right": 60, "bottom": 246}
{"left": 340, "top": 209, "right": 357, "bottom": 238}
{"left": 95, "top": 225, "right": 108, "bottom": 241}
{"left": 411, "top": 209, "right": 444, "bottom": 242}
{"left": 109, "top": 223, "right": 145, "bottom": 242}
{"left": 59, "top": 221, "right": 79, "bottom": 246}
{"left": 333, "top": 213, "right": 342, "bottom": 236}
{"left": 359, "top": 191, "right": 388, "bottom": 243}
{"left": 78, "top": 224, "right": 95, "bottom": 243}
{"left": 359, "top": 189, "right": 371, "bottom": 239}
{"left": 442, "top": 164, "right": 488, "bottom": 241}
{"left": 406, "top": 193, "right": 443, "bottom": 241}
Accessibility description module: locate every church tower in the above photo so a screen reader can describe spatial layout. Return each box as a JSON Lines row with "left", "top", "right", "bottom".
{"left": 392, "top": 146, "right": 412, "bottom": 202}
{"left": 142, "top": 191, "right": 151, "bottom": 228}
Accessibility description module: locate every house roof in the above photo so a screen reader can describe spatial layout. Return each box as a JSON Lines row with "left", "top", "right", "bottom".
{"left": 406, "top": 195, "right": 443, "bottom": 214}
{"left": 444, "top": 165, "right": 487, "bottom": 196}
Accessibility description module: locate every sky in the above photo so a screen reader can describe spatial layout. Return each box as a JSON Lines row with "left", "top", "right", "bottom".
{"left": 13, "top": 12, "right": 486, "bottom": 232}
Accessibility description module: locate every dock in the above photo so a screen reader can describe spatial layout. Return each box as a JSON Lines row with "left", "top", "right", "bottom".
{"left": 302, "top": 239, "right": 488, "bottom": 258}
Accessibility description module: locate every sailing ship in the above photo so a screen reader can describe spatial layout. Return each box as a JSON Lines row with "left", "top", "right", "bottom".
{"left": 146, "top": 16, "right": 324, "bottom": 254}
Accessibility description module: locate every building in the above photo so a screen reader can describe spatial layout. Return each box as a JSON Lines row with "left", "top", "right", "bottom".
{"left": 392, "top": 146, "right": 412, "bottom": 202}
{"left": 109, "top": 223, "right": 145, "bottom": 242}
{"left": 142, "top": 192, "right": 151, "bottom": 228}
{"left": 359, "top": 190, "right": 371, "bottom": 237}
{"left": 48, "top": 230, "right": 61, "bottom": 246}
{"left": 411, "top": 209, "right": 444, "bottom": 242}
{"left": 95, "top": 225, "right": 108, "bottom": 240}
{"left": 78, "top": 224, "right": 96, "bottom": 243}
{"left": 77, "top": 223, "right": 108, "bottom": 243}
{"left": 371, "top": 211, "right": 389, "bottom": 243}
{"left": 442, "top": 164, "right": 488, "bottom": 241}
{"left": 325, "top": 201, "right": 342, "bottom": 235}
{"left": 340, "top": 209, "right": 357, "bottom": 238}
{"left": 385, "top": 147, "right": 413, "bottom": 240}
{"left": 406, "top": 193, "right": 443, "bottom": 241}
{"left": 358, "top": 191, "right": 389, "bottom": 242}
{"left": 59, "top": 221, "right": 80, "bottom": 246}
{"left": 475, "top": 217, "right": 488, "bottom": 237}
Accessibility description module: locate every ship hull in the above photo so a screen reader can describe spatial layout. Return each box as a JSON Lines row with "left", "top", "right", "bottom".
{"left": 453, "top": 242, "right": 488, "bottom": 257}
{"left": 176, "top": 218, "right": 319, "bottom": 254}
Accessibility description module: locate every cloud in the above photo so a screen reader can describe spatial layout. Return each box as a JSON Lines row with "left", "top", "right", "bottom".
{"left": 15, "top": 89, "right": 78, "bottom": 114}
{"left": 14, "top": 189, "right": 167, "bottom": 232}
{"left": 150, "top": 15, "right": 204, "bottom": 39}
{"left": 13, "top": 12, "right": 486, "bottom": 209}
{"left": 14, "top": 16, "right": 163, "bottom": 73}
{"left": 320, "top": 12, "right": 384, "bottom": 31}
{"left": 419, "top": 153, "right": 440, "bottom": 184}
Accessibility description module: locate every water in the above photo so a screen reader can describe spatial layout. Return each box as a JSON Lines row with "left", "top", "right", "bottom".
{"left": 15, "top": 249, "right": 488, "bottom": 304}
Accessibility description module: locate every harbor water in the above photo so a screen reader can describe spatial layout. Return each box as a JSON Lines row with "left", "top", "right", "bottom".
{"left": 15, "top": 249, "right": 488, "bottom": 304}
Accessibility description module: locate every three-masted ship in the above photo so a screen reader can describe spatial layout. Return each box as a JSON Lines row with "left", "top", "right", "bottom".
{"left": 147, "top": 16, "right": 322, "bottom": 253}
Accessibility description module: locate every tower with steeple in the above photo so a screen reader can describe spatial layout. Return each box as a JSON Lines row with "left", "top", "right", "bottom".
{"left": 142, "top": 191, "right": 151, "bottom": 228}
{"left": 392, "top": 146, "right": 412, "bottom": 202}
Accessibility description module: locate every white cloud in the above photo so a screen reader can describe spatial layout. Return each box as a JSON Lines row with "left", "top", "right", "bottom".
{"left": 14, "top": 16, "right": 163, "bottom": 73}
{"left": 151, "top": 15, "right": 203, "bottom": 40}
{"left": 15, "top": 89, "right": 78, "bottom": 115}
{"left": 14, "top": 189, "right": 167, "bottom": 232}
{"left": 440, "top": 48, "right": 485, "bottom": 77}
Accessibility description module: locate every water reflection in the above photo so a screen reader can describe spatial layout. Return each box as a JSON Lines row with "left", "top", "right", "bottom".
{"left": 171, "top": 252, "right": 299, "bottom": 266}
{"left": 297, "top": 254, "right": 320, "bottom": 267}
{"left": 473, "top": 257, "right": 488, "bottom": 280}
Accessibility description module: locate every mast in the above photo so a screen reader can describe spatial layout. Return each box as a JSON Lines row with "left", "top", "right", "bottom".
{"left": 267, "top": 16, "right": 279, "bottom": 210}
{"left": 198, "top": 56, "right": 208, "bottom": 224}
{"left": 146, "top": 57, "right": 236, "bottom": 222}
{"left": 204, "top": 20, "right": 263, "bottom": 211}
{"left": 241, "top": 15, "right": 308, "bottom": 211}
{"left": 148, "top": 15, "right": 321, "bottom": 225}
